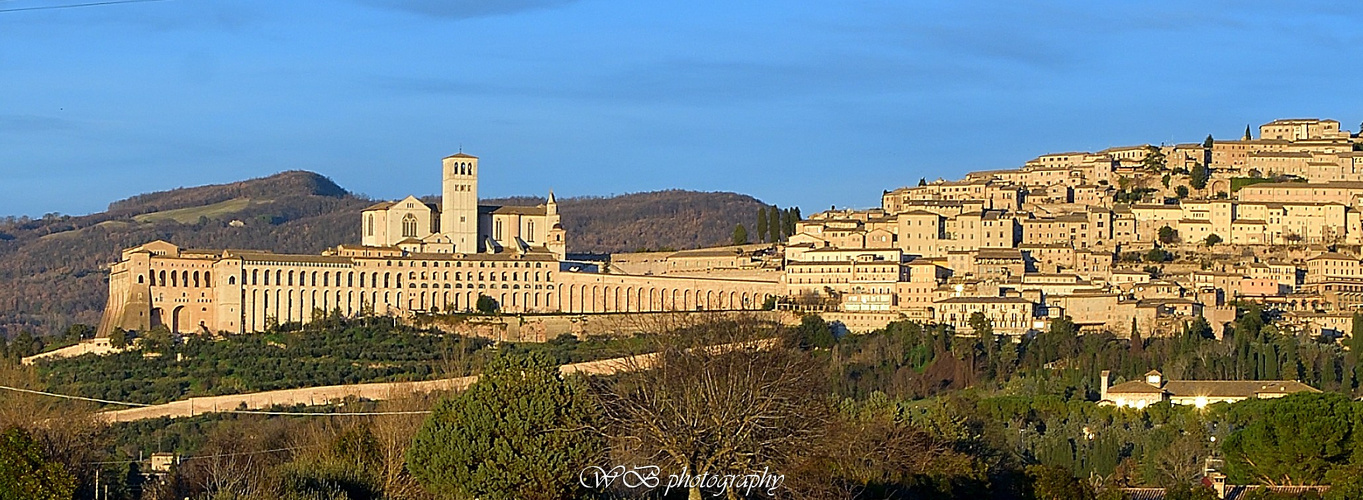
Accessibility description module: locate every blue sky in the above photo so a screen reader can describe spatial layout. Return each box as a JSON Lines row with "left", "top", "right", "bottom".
{"left": 2, "top": 1, "right": 1361, "bottom": 217}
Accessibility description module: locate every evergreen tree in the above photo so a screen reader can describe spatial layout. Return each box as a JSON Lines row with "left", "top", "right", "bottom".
{"left": 0, "top": 427, "right": 76, "bottom": 500}
{"left": 731, "top": 224, "right": 749, "bottom": 245}
{"left": 1203, "top": 134, "right": 1214, "bottom": 149}
{"left": 1244, "top": 124, "right": 1252, "bottom": 140}
{"left": 1190, "top": 163, "right": 1210, "bottom": 190}
{"left": 768, "top": 205, "right": 780, "bottom": 242}
{"left": 918, "top": 177, "right": 927, "bottom": 186}
{"left": 1129, "top": 317, "right": 1144, "bottom": 355}
{"left": 407, "top": 352, "right": 602, "bottom": 500}
{"left": 756, "top": 207, "right": 768, "bottom": 243}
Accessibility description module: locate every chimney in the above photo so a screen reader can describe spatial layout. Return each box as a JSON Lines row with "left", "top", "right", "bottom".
{"left": 1209, "top": 472, "right": 1227, "bottom": 499}
{"left": 1100, "top": 370, "right": 1110, "bottom": 401}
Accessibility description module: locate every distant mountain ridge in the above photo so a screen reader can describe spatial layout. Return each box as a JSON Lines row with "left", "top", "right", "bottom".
{"left": 0, "top": 171, "right": 767, "bottom": 338}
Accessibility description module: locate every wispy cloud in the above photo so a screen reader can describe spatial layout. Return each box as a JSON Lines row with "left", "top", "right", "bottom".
{"left": 352, "top": 0, "right": 581, "bottom": 20}
{"left": 0, "top": 114, "right": 80, "bottom": 134}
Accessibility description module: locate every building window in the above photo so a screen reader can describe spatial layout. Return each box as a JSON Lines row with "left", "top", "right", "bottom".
{"left": 402, "top": 214, "right": 418, "bottom": 238}
{"left": 495, "top": 220, "right": 503, "bottom": 240}
{"left": 366, "top": 214, "right": 374, "bottom": 236}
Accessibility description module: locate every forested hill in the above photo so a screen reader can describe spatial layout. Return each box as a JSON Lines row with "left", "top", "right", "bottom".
{"left": 0, "top": 172, "right": 766, "bottom": 339}
{"left": 482, "top": 190, "right": 767, "bottom": 254}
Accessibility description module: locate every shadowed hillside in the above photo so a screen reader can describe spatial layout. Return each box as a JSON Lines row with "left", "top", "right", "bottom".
{"left": 0, "top": 173, "right": 767, "bottom": 339}
{"left": 483, "top": 190, "right": 768, "bottom": 254}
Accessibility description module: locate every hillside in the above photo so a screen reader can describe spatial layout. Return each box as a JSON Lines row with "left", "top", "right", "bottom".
{"left": 0, "top": 172, "right": 767, "bottom": 338}
{"left": 483, "top": 190, "right": 767, "bottom": 254}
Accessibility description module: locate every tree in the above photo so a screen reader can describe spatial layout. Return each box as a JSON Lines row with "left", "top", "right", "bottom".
{"left": 1222, "top": 393, "right": 1354, "bottom": 484}
{"left": 108, "top": 328, "right": 128, "bottom": 349}
{"left": 968, "top": 311, "right": 994, "bottom": 338}
{"left": 600, "top": 321, "right": 830, "bottom": 500}
{"left": 1203, "top": 134, "right": 1214, "bottom": 149}
{"left": 731, "top": 224, "right": 748, "bottom": 245}
{"left": 788, "top": 207, "right": 801, "bottom": 236}
{"left": 756, "top": 208, "right": 768, "bottom": 243}
{"left": 1187, "top": 316, "right": 1213, "bottom": 340}
{"left": 475, "top": 294, "right": 499, "bottom": 315}
{"left": 1146, "top": 248, "right": 1171, "bottom": 263}
{"left": 1190, "top": 162, "right": 1210, "bottom": 189}
{"left": 1158, "top": 225, "right": 1178, "bottom": 245}
{"left": 407, "top": 352, "right": 602, "bottom": 500}
{"left": 63, "top": 324, "right": 93, "bottom": 341}
{"left": 768, "top": 205, "right": 780, "bottom": 242}
{"left": 1175, "top": 185, "right": 1189, "bottom": 198}
{"left": 1142, "top": 145, "right": 1167, "bottom": 171}
{"left": 1204, "top": 234, "right": 1223, "bottom": 247}
{"left": 1244, "top": 124, "right": 1252, "bottom": 140}
{"left": 792, "top": 314, "right": 835, "bottom": 349}
{"left": 918, "top": 177, "right": 927, "bottom": 186}
{"left": 0, "top": 427, "right": 76, "bottom": 500}
{"left": 1028, "top": 465, "right": 1095, "bottom": 500}
{"left": 1129, "top": 317, "right": 1144, "bottom": 355}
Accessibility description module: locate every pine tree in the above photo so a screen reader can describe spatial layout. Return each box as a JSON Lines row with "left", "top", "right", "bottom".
{"left": 408, "top": 352, "right": 602, "bottom": 500}
{"left": 755, "top": 208, "right": 768, "bottom": 243}
{"left": 1203, "top": 134, "right": 1214, "bottom": 149}
{"left": 918, "top": 177, "right": 927, "bottom": 186}
{"left": 1244, "top": 124, "right": 1252, "bottom": 140}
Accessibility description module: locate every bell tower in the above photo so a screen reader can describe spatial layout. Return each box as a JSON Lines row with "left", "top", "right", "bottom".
{"left": 441, "top": 152, "right": 479, "bottom": 253}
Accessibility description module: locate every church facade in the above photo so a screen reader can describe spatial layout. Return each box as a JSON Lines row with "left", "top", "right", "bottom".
{"left": 96, "top": 153, "right": 781, "bottom": 336}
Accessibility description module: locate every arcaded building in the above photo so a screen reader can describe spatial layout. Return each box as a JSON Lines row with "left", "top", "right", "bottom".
{"left": 97, "top": 154, "right": 781, "bottom": 336}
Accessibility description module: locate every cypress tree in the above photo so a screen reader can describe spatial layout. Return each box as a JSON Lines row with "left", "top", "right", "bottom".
{"left": 756, "top": 208, "right": 768, "bottom": 243}
{"left": 1244, "top": 124, "right": 1252, "bottom": 140}
{"left": 1203, "top": 134, "right": 1214, "bottom": 149}
{"left": 768, "top": 205, "right": 780, "bottom": 242}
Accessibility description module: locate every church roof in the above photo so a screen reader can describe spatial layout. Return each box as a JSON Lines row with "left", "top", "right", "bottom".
{"left": 444, "top": 152, "right": 478, "bottom": 159}
{"left": 363, "top": 201, "right": 395, "bottom": 211}
{"left": 480, "top": 205, "right": 548, "bottom": 216}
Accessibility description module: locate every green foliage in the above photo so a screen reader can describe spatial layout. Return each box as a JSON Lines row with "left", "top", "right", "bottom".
{"left": 1176, "top": 185, "right": 1190, "bottom": 198}
{"left": 1205, "top": 234, "right": 1223, "bottom": 247}
{"left": 1231, "top": 177, "right": 1276, "bottom": 192}
{"left": 1191, "top": 164, "right": 1210, "bottom": 190}
{"left": 407, "top": 352, "right": 602, "bottom": 500}
{"left": 1204, "top": 134, "right": 1214, "bottom": 149}
{"left": 731, "top": 223, "right": 748, "bottom": 245}
{"left": 768, "top": 205, "right": 780, "bottom": 242}
{"left": 1146, "top": 248, "right": 1172, "bottom": 263}
{"left": 475, "top": 294, "right": 499, "bottom": 315}
{"left": 1223, "top": 392, "right": 1356, "bottom": 484}
{"left": 969, "top": 311, "right": 994, "bottom": 337}
{"left": 39, "top": 319, "right": 489, "bottom": 405}
{"left": 0, "top": 427, "right": 76, "bottom": 500}
{"left": 793, "top": 314, "right": 836, "bottom": 349}
{"left": 1158, "top": 225, "right": 1178, "bottom": 244}
{"left": 108, "top": 328, "right": 128, "bottom": 349}
{"left": 1028, "top": 464, "right": 1095, "bottom": 500}
{"left": 756, "top": 207, "right": 768, "bottom": 243}
{"left": 1142, "top": 145, "right": 1168, "bottom": 172}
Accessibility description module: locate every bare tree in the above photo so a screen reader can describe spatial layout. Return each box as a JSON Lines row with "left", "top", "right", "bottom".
{"left": 596, "top": 317, "right": 830, "bottom": 500}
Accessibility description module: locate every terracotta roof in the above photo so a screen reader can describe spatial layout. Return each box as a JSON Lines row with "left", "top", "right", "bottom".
{"left": 444, "top": 152, "right": 478, "bottom": 159}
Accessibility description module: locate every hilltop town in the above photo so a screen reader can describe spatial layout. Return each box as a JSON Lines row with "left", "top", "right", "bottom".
{"left": 776, "top": 117, "right": 1363, "bottom": 341}
{"left": 93, "top": 118, "right": 1363, "bottom": 351}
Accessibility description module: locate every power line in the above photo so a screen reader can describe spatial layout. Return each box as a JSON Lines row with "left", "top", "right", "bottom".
{"left": 0, "top": 384, "right": 433, "bottom": 416}
{"left": 0, "top": 0, "right": 172, "bottom": 13}
{"left": 0, "top": 384, "right": 150, "bottom": 407}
